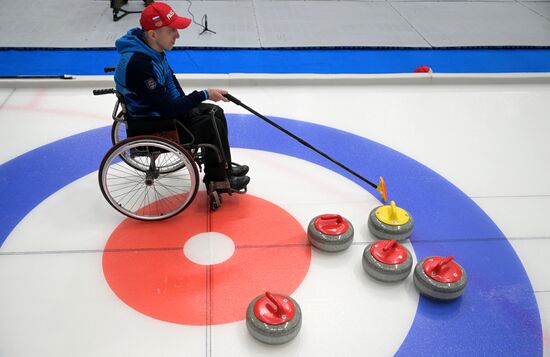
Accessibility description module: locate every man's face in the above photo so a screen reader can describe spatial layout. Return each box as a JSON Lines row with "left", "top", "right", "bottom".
{"left": 154, "top": 26, "right": 180, "bottom": 51}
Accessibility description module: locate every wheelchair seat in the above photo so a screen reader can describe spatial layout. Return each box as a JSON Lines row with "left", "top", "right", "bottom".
{"left": 125, "top": 117, "right": 180, "bottom": 143}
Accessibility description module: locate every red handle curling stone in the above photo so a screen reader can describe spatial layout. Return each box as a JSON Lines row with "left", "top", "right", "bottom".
{"left": 370, "top": 239, "right": 408, "bottom": 265}
{"left": 247, "top": 292, "right": 303, "bottom": 344}
{"left": 363, "top": 240, "right": 413, "bottom": 282}
{"left": 414, "top": 255, "right": 467, "bottom": 300}
{"left": 254, "top": 291, "right": 296, "bottom": 325}
{"left": 423, "top": 256, "right": 462, "bottom": 283}
{"left": 314, "top": 214, "right": 350, "bottom": 235}
{"left": 308, "top": 214, "right": 354, "bottom": 252}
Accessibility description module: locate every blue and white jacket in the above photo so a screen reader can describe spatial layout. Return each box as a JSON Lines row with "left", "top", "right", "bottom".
{"left": 114, "top": 28, "right": 207, "bottom": 120}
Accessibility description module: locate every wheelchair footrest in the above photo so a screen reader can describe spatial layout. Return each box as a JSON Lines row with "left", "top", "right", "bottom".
{"left": 206, "top": 180, "right": 248, "bottom": 211}
{"left": 207, "top": 180, "right": 231, "bottom": 193}
{"left": 232, "top": 186, "right": 247, "bottom": 194}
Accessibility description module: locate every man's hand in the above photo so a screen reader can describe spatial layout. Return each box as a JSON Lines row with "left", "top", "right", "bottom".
{"left": 207, "top": 88, "right": 230, "bottom": 102}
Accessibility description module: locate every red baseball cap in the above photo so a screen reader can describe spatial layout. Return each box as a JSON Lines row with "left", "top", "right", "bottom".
{"left": 140, "top": 2, "right": 192, "bottom": 31}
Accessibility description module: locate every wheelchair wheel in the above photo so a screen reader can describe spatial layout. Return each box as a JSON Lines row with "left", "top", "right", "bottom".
{"left": 111, "top": 119, "right": 127, "bottom": 145}
{"left": 99, "top": 136, "right": 199, "bottom": 221}
{"left": 111, "top": 120, "right": 184, "bottom": 174}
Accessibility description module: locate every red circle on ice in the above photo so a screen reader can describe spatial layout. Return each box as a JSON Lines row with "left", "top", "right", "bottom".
{"left": 103, "top": 194, "right": 311, "bottom": 325}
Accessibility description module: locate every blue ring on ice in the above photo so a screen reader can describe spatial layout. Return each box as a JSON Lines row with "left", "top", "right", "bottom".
{"left": 0, "top": 114, "right": 542, "bottom": 355}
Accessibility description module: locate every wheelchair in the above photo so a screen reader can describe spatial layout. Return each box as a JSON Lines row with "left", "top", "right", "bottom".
{"left": 94, "top": 87, "right": 245, "bottom": 221}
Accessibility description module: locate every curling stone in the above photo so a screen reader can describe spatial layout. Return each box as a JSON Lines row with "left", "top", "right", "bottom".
{"left": 413, "top": 256, "right": 467, "bottom": 300}
{"left": 307, "top": 214, "right": 354, "bottom": 252}
{"left": 368, "top": 201, "right": 413, "bottom": 241}
{"left": 246, "top": 291, "right": 302, "bottom": 345}
{"left": 362, "top": 239, "right": 413, "bottom": 282}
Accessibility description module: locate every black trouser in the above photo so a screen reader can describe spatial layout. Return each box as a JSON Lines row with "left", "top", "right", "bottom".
{"left": 177, "top": 103, "right": 232, "bottom": 182}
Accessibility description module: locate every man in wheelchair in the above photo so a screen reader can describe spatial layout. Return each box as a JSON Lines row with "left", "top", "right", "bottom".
{"left": 113, "top": 1, "right": 250, "bottom": 191}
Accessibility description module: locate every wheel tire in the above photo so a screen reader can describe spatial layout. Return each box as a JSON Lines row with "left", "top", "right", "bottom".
{"left": 111, "top": 119, "right": 127, "bottom": 146}
{"left": 98, "top": 136, "right": 199, "bottom": 221}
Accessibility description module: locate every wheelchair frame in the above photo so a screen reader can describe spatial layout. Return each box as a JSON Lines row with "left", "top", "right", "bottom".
{"left": 94, "top": 87, "right": 243, "bottom": 220}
